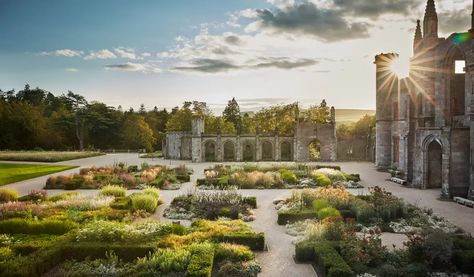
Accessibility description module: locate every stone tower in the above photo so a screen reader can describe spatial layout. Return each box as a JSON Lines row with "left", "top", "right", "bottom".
{"left": 413, "top": 20, "right": 422, "bottom": 54}
{"left": 423, "top": 0, "right": 438, "bottom": 39}
{"left": 191, "top": 115, "right": 204, "bottom": 162}
{"left": 374, "top": 53, "right": 398, "bottom": 169}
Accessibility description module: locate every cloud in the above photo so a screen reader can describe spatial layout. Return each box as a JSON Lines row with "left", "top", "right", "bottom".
{"left": 439, "top": 9, "right": 471, "bottom": 33}
{"left": 104, "top": 62, "right": 161, "bottom": 73}
{"left": 224, "top": 35, "right": 243, "bottom": 45}
{"left": 251, "top": 57, "right": 318, "bottom": 69}
{"left": 65, "top": 68, "right": 79, "bottom": 72}
{"left": 173, "top": 59, "right": 239, "bottom": 73}
{"left": 114, "top": 47, "right": 141, "bottom": 60}
{"left": 40, "top": 49, "right": 83, "bottom": 57}
{"left": 85, "top": 49, "right": 117, "bottom": 60}
{"left": 332, "top": 0, "right": 420, "bottom": 19}
{"left": 254, "top": 2, "right": 371, "bottom": 42}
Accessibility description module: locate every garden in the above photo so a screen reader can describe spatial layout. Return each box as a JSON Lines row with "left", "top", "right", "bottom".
{"left": 275, "top": 186, "right": 474, "bottom": 277}
{"left": 44, "top": 163, "right": 192, "bottom": 190}
{"left": 164, "top": 189, "right": 257, "bottom": 222}
{"left": 0, "top": 186, "right": 264, "bottom": 277}
{"left": 197, "top": 164, "right": 362, "bottom": 190}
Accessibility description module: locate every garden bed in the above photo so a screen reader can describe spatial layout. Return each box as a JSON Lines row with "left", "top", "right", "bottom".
{"left": 197, "top": 164, "right": 362, "bottom": 190}
{"left": 44, "top": 163, "right": 192, "bottom": 190}
{"left": 0, "top": 151, "right": 104, "bottom": 163}
{"left": 164, "top": 189, "right": 257, "bottom": 222}
{"left": 276, "top": 186, "right": 473, "bottom": 276}
{"left": 0, "top": 186, "right": 264, "bottom": 277}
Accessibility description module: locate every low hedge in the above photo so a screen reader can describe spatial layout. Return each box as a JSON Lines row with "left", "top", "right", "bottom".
{"left": 243, "top": 196, "right": 257, "bottom": 208}
{"left": 277, "top": 209, "right": 317, "bottom": 225}
{"left": 215, "top": 232, "right": 265, "bottom": 251}
{"left": 61, "top": 242, "right": 156, "bottom": 262}
{"left": 314, "top": 241, "right": 353, "bottom": 277}
{"left": 0, "top": 219, "right": 77, "bottom": 235}
{"left": 110, "top": 196, "right": 130, "bottom": 210}
{"left": 176, "top": 174, "right": 191, "bottom": 182}
{"left": 295, "top": 241, "right": 316, "bottom": 262}
{"left": 453, "top": 250, "right": 474, "bottom": 274}
{"left": 187, "top": 244, "right": 214, "bottom": 277}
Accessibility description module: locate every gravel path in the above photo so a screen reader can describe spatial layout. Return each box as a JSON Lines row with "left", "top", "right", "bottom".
{"left": 2, "top": 154, "right": 474, "bottom": 277}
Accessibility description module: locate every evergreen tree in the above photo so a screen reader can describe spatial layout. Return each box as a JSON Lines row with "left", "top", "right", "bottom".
{"left": 223, "top": 97, "right": 242, "bottom": 133}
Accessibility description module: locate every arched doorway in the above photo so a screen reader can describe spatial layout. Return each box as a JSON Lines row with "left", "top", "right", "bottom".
{"left": 223, "top": 141, "right": 235, "bottom": 161}
{"left": 242, "top": 141, "right": 254, "bottom": 161}
{"left": 427, "top": 140, "right": 442, "bottom": 188}
{"left": 261, "top": 141, "right": 273, "bottom": 161}
{"left": 308, "top": 140, "right": 321, "bottom": 161}
{"left": 281, "top": 141, "right": 292, "bottom": 161}
{"left": 204, "top": 141, "right": 216, "bottom": 162}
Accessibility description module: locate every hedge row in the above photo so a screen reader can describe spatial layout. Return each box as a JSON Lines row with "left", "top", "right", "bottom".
{"left": 215, "top": 232, "right": 265, "bottom": 251}
{"left": 0, "top": 219, "right": 78, "bottom": 235}
{"left": 176, "top": 174, "right": 191, "bottom": 182}
{"left": 243, "top": 196, "right": 257, "bottom": 208}
{"left": 277, "top": 209, "right": 317, "bottom": 225}
{"left": 186, "top": 244, "right": 214, "bottom": 277}
{"left": 295, "top": 240, "right": 353, "bottom": 277}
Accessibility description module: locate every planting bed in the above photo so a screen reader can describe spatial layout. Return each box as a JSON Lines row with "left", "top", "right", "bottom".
{"left": 44, "top": 163, "right": 192, "bottom": 190}
{"left": 276, "top": 186, "right": 473, "bottom": 276}
{"left": 197, "top": 164, "right": 362, "bottom": 190}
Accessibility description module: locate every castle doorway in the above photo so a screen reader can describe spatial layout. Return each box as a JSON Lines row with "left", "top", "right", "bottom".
{"left": 223, "top": 141, "right": 235, "bottom": 161}
{"left": 261, "top": 141, "right": 273, "bottom": 161}
{"left": 281, "top": 141, "right": 292, "bottom": 161}
{"left": 427, "top": 140, "right": 442, "bottom": 189}
{"left": 204, "top": 141, "right": 216, "bottom": 162}
{"left": 308, "top": 140, "right": 321, "bottom": 161}
{"left": 242, "top": 142, "right": 254, "bottom": 161}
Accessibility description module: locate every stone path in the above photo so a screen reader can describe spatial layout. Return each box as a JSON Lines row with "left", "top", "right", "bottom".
{"left": 2, "top": 154, "right": 474, "bottom": 277}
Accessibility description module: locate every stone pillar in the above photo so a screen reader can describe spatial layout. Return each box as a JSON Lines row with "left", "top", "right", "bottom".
{"left": 275, "top": 135, "right": 280, "bottom": 161}
{"left": 236, "top": 136, "right": 242, "bottom": 162}
{"left": 191, "top": 137, "right": 202, "bottom": 162}
{"left": 216, "top": 135, "right": 223, "bottom": 162}
{"left": 255, "top": 135, "right": 261, "bottom": 161}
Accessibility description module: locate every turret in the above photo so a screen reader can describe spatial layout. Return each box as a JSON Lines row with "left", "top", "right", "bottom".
{"left": 423, "top": 0, "right": 438, "bottom": 38}
{"left": 414, "top": 20, "right": 422, "bottom": 54}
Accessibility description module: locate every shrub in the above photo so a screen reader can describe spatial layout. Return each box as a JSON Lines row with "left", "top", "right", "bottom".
{"left": 243, "top": 196, "right": 257, "bottom": 209}
{"left": 313, "top": 173, "right": 331, "bottom": 186}
{"left": 0, "top": 189, "right": 19, "bottom": 203}
{"left": 279, "top": 169, "right": 297, "bottom": 184}
{"left": 215, "top": 243, "right": 254, "bottom": 262}
{"left": 312, "top": 168, "right": 347, "bottom": 182}
{"left": 217, "top": 232, "right": 265, "bottom": 251}
{"left": 110, "top": 197, "right": 130, "bottom": 210}
{"left": 48, "top": 192, "right": 79, "bottom": 202}
{"left": 134, "top": 248, "right": 191, "bottom": 274}
{"left": 277, "top": 209, "right": 317, "bottom": 225}
{"left": 131, "top": 193, "right": 158, "bottom": 213}
{"left": 317, "top": 207, "right": 341, "bottom": 220}
{"left": 0, "top": 247, "right": 13, "bottom": 261}
{"left": 423, "top": 230, "right": 453, "bottom": 270}
{"left": 0, "top": 201, "right": 43, "bottom": 220}
{"left": 187, "top": 243, "right": 214, "bottom": 277}
{"left": 314, "top": 241, "right": 353, "bottom": 277}
{"left": 53, "top": 195, "right": 115, "bottom": 211}
{"left": 142, "top": 186, "right": 160, "bottom": 199}
{"left": 295, "top": 241, "right": 316, "bottom": 262}
{"left": 312, "top": 199, "right": 330, "bottom": 211}
{"left": 99, "top": 185, "right": 126, "bottom": 198}
{"left": 0, "top": 218, "right": 77, "bottom": 234}
{"left": 19, "top": 189, "right": 48, "bottom": 202}
{"left": 453, "top": 250, "right": 474, "bottom": 274}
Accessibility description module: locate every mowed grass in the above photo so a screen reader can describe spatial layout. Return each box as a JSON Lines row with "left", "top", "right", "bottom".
{"left": 0, "top": 163, "right": 77, "bottom": 186}
{"left": 0, "top": 151, "right": 103, "bottom": 162}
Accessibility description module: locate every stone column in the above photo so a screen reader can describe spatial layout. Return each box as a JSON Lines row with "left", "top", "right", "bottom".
{"left": 275, "top": 135, "right": 280, "bottom": 161}
{"left": 236, "top": 136, "right": 242, "bottom": 162}
{"left": 216, "top": 135, "right": 223, "bottom": 162}
{"left": 255, "top": 135, "right": 260, "bottom": 161}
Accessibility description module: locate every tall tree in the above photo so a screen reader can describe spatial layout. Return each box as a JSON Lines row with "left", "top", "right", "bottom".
{"left": 223, "top": 97, "right": 242, "bottom": 133}
{"left": 120, "top": 115, "right": 156, "bottom": 152}
{"left": 66, "top": 91, "right": 88, "bottom": 150}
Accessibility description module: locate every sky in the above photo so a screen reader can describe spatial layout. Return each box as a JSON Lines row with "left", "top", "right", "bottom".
{"left": 0, "top": 0, "right": 472, "bottom": 113}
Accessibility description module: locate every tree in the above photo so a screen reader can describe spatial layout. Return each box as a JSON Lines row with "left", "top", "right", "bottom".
{"left": 66, "top": 91, "right": 88, "bottom": 150}
{"left": 205, "top": 116, "right": 236, "bottom": 134}
{"left": 301, "top": 100, "right": 331, "bottom": 124}
{"left": 120, "top": 115, "right": 156, "bottom": 152}
{"left": 223, "top": 97, "right": 242, "bottom": 133}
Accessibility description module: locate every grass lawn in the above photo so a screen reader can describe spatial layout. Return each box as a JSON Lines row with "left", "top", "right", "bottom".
{"left": 0, "top": 151, "right": 103, "bottom": 162}
{"left": 0, "top": 163, "right": 77, "bottom": 186}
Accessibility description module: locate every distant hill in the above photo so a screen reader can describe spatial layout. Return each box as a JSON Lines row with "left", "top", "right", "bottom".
{"left": 336, "top": 109, "right": 375, "bottom": 125}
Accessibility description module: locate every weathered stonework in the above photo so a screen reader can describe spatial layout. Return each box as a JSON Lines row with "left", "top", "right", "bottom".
{"left": 375, "top": 0, "right": 474, "bottom": 199}
{"left": 164, "top": 110, "right": 337, "bottom": 163}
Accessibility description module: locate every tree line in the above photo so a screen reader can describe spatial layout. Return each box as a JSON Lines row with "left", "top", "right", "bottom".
{"left": 0, "top": 85, "right": 336, "bottom": 152}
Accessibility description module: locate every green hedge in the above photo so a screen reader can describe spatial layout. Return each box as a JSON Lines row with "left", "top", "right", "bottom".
{"left": 186, "top": 244, "right": 214, "bottom": 277}
{"left": 277, "top": 209, "right": 317, "bottom": 225}
{"left": 453, "top": 250, "right": 474, "bottom": 274}
{"left": 110, "top": 196, "right": 130, "bottom": 210}
{"left": 295, "top": 241, "right": 316, "bottom": 262}
{"left": 61, "top": 243, "right": 155, "bottom": 262}
{"left": 215, "top": 232, "right": 265, "bottom": 251}
{"left": 314, "top": 241, "right": 353, "bottom": 277}
{"left": 176, "top": 174, "right": 191, "bottom": 182}
{"left": 0, "top": 219, "right": 77, "bottom": 235}
{"left": 243, "top": 196, "right": 257, "bottom": 208}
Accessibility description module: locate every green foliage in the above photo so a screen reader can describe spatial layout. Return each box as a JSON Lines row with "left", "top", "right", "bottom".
{"left": 0, "top": 151, "right": 103, "bottom": 163}
{"left": 130, "top": 193, "right": 159, "bottom": 213}
{"left": 0, "top": 219, "right": 77, "bottom": 235}
{"left": 186, "top": 243, "right": 214, "bottom": 277}
{"left": 215, "top": 243, "right": 254, "bottom": 262}
{"left": 0, "top": 247, "right": 13, "bottom": 261}
{"left": 279, "top": 169, "right": 297, "bottom": 184}
{"left": 48, "top": 192, "right": 78, "bottom": 202}
{"left": 0, "top": 189, "right": 18, "bottom": 202}
{"left": 453, "top": 250, "right": 474, "bottom": 274}
{"left": 99, "top": 185, "right": 126, "bottom": 198}
{"left": 134, "top": 248, "right": 191, "bottom": 274}
{"left": 110, "top": 197, "right": 130, "bottom": 210}
{"left": 312, "top": 173, "right": 331, "bottom": 186}
{"left": 243, "top": 196, "right": 257, "bottom": 209}
{"left": 312, "top": 199, "right": 330, "bottom": 212}
{"left": 317, "top": 207, "right": 341, "bottom": 220}
{"left": 0, "top": 163, "right": 77, "bottom": 186}
{"left": 301, "top": 100, "right": 332, "bottom": 124}
{"left": 314, "top": 241, "right": 353, "bottom": 277}
{"left": 222, "top": 97, "right": 242, "bottom": 133}
{"left": 142, "top": 186, "right": 160, "bottom": 199}
{"left": 120, "top": 114, "right": 156, "bottom": 152}
{"left": 277, "top": 209, "right": 317, "bottom": 225}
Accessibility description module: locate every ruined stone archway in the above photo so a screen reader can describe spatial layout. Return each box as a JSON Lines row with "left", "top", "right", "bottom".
{"left": 204, "top": 140, "right": 216, "bottom": 162}
{"left": 223, "top": 140, "right": 235, "bottom": 161}
{"left": 261, "top": 140, "right": 273, "bottom": 161}
{"left": 427, "top": 140, "right": 442, "bottom": 189}
{"left": 280, "top": 141, "right": 293, "bottom": 161}
{"left": 242, "top": 141, "right": 254, "bottom": 162}
{"left": 308, "top": 139, "right": 321, "bottom": 161}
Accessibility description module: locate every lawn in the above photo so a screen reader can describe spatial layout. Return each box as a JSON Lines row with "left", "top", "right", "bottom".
{"left": 0, "top": 163, "right": 77, "bottom": 186}
{"left": 0, "top": 151, "right": 103, "bottom": 162}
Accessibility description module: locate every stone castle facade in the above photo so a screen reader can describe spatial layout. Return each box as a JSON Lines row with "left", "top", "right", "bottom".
{"left": 164, "top": 108, "right": 337, "bottom": 163}
{"left": 375, "top": 0, "right": 474, "bottom": 199}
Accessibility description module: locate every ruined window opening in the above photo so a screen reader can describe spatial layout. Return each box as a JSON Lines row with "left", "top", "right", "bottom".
{"left": 455, "top": 60, "right": 465, "bottom": 74}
